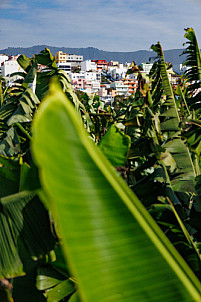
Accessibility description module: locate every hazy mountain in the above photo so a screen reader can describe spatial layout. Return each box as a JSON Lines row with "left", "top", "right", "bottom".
{"left": 0, "top": 46, "right": 187, "bottom": 72}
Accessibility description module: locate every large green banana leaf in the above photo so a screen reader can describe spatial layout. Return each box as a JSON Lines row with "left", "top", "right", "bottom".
{"left": 151, "top": 42, "right": 180, "bottom": 131}
{"left": 32, "top": 79, "right": 201, "bottom": 302}
{"left": 181, "top": 28, "right": 201, "bottom": 114}
{"left": 151, "top": 42, "right": 196, "bottom": 192}
{"left": 182, "top": 28, "right": 201, "bottom": 87}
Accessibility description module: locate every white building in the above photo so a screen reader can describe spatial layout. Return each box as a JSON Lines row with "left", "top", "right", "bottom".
{"left": 1, "top": 60, "right": 23, "bottom": 77}
{"left": 110, "top": 81, "right": 129, "bottom": 95}
{"left": 56, "top": 62, "right": 71, "bottom": 73}
{"left": 69, "top": 71, "right": 101, "bottom": 82}
{"left": 0, "top": 54, "right": 9, "bottom": 75}
{"left": 107, "top": 64, "right": 128, "bottom": 80}
{"left": 0, "top": 54, "right": 9, "bottom": 66}
{"left": 81, "top": 60, "right": 97, "bottom": 72}
{"left": 66, "top": 54, "right": 83, "bottom": 67}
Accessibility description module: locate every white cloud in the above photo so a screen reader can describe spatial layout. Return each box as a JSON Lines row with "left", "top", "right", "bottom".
{"left": 0, "top": 0, "right": 201, "bottom": 51}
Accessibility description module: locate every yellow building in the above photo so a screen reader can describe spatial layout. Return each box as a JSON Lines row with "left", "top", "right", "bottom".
{"left": 55, "top": 51, "right": 67, "bottom": 63}
{"left": 55, "top": 51, "right": 83, "bottom": 67}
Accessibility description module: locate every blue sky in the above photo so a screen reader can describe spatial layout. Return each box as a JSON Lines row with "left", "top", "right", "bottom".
{"left": 0, "top": 0, "right": 201, "bottom": 51}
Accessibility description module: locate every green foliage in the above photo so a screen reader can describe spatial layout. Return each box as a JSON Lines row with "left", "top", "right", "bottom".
{"left": 98, "top": 123, "right": 131, "bottom": 166}
{"left": 32, "top": 78, "right": 201, "bottom": 302}
{"left": 0, "top": 29, "right": 201, "bottom": 301}
{"left": 36, "top": 264, "right": 76, "bottom": 301}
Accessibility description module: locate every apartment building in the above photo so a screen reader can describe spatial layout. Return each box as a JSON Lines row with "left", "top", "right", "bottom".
{"left": 122, "top": 79, "right": 137, "bottom": 95}
{"left": 110, "top": 81, "right": 129, "bottom": 96}
{"left": 81, "top": 60, "right": 97, "bottom": 72}
{"left": 56, "top": 62, "right": 71, "bottom": 73}
{"left": 98, "top": 86, "right": 108, "bottom": 97}
{"left": 55, "top": 51, "right": 83, "bottom": 67}
{"left": 2, "top": 60, "right": 24, "bottom": 77}
{"left": 92, "top": 60, "right": 107, "bottom": 71}
{"left": 69, "top": 71, "right": 101, "bottom": 82}
{"left": 71, "top": 78, "right": 100, "bottom": 94}
{"left": 97, "top": 86, "right": 117, "bottom": 104}
{"left": 107, "top": 63, "right": 130, "bottom": 80}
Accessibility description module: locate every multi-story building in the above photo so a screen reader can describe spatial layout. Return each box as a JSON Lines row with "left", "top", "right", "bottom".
{"left": 1, "top": 57, "right": 24, "bottom": 85}
{"left": 92, "top": 60, "right": 108, "bottom": 71}
{"left": 71, "top": 78, "right": 100, "bottom": 94}
{"left": 122, "top": 79, "right": 137, "bottom": 95}
{"left": 55, "top": 51, "right": 83, "bottom": 67}
{"left": 56, "top": 62, "right": 71, "bottom": 73}
{"left": 81, "top": 60, "right": 97, "bottom": 72}
{"left": 110, "top": 81, "right": 129, "bottom": 96}
{"left": 107, "top": 63, "right": 130, "bottom": 80}
{"left": 69, "top": 71, "right": 101, "bottom": 82}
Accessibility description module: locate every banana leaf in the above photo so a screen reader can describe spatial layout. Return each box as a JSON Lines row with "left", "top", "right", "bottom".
{"left": 0, "top": 191, "right": 56, "bottom": 279}
{"left": 151, "top": 42, "right": 180, "bottom": 131}
{"left": 182, "top": 28, "right": 201, "bottom": 88}
{"left": 151, "top": 43, "right": 196, "bottom": 192}
{"left": 163, "top": 138, "right": 196, "bottom": 192}
{"left": 35, "top": 48, "right": 57, "bottom": 70}
{"left": 7, "top": 88, "right": 40, "bottom": 126}
{"left": 36, "top": 265, "right": 76, "bottom": 302}
{"left": 98, "top": 124, "right": 131, "bottom": 166}
{"left": 32, "top": 79, "right": 201, "bottom": 302}
{"left": 17, "top": 55, "right": 32, "bottom": 73}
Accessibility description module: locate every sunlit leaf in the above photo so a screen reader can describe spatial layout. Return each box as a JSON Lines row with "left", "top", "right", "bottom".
{"left": 32, "top": 79, "right": 201, "bottom": 302}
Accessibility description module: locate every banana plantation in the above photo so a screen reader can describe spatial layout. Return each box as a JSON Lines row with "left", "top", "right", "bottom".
{"left": 0, "top": 28, "right": 201, "bottom": 302}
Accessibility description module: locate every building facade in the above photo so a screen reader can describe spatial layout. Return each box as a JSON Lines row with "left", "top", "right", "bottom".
{"left": 110, "top": 81, "right": 129, "bottom": 95}
{"left": 81, "top": 60, "right": 97, "bottom": 72}
{"left": 55, "top": 51, "right": 83, "bottom": 67}
{"left": 56, "top": 62, "right": 71, "bottom": 73}
{"left": 69, "top": 71, "right": 101, "bottom": 82}
{"left": 2, "top": 60, "right": 23, "bottom": 77}
{"left": 92, "top": 60, "right": 108, "bottom": 71}
{"left": 122, "top": 79, "right": 137, "bottom": 94}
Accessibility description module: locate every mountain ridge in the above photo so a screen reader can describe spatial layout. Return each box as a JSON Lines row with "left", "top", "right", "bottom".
{"left": 0, "top": 46, "right": 187, "bottom": 72}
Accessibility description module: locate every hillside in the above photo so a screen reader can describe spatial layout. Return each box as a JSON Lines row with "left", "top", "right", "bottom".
{"left": 0, "top": 46, "right": 187, "bottom": 72}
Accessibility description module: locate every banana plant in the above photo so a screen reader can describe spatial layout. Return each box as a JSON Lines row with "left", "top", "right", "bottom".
{"left": 0, "top": 49, "right": 86, "bottom": 301}
{"left": 0, "top": 47, "right": 101, "bottom": 301}
{"left": 112, "top": 41, "right": 200, "bottom": 277}
{"left": 1, "top": 34, "right": 201, "bottom": 302}
{"left": 31, "top": 78, "right": 201, "bottom": 302}
{"left": 181, "top": 28, "right": 201, "bottom": 114}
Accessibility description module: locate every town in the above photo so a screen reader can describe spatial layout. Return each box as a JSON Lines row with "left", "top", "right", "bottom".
{"left": 0, "top": 50, "right": 182, "bottom": 104}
